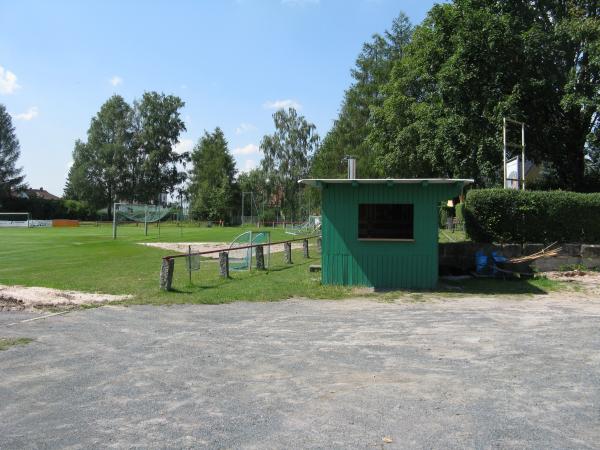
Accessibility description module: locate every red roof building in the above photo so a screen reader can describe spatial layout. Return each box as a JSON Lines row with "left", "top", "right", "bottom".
{"left": 26, "top": 187, "right": 60, "bottom": 201}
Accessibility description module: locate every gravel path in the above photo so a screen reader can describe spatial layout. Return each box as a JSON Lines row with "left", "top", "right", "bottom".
{"left": 1, "top": 294, "right": 600, "bottom": 449}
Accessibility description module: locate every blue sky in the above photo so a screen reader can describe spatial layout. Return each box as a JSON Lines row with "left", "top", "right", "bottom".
{"left": 0, "top": 0, "right": 437, "bottom": 196}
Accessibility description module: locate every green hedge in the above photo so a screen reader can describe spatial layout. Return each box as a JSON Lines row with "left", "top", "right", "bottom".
{"left": 464, "top": 189, "right": 600, "bottom": 243}
{"left": 0, "top": 197, "right": 98, "bottom": 220}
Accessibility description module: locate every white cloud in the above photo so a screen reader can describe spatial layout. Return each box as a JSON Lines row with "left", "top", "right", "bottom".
{"left": 242, "top": 159, "right": 258, "bottom": 173}
{"left": 235, "top": 122, "right": 257, "bottom": 135}
{"left": 281, "top": 0, "right": 319, "bottom": 5}
{"left": 174, "top": 138, "right": 194, "bottom": 155}
{"left": 13, "top": 106, "right": 39, "bottom": 121}
{"left": 0, "top": 66, "right": 20, "bottom": 94}
{"left": 263, "top": 99, "right": 302, "bottom": 110}
{"left": 109, "top": 76, "right": 123, "bottom": 86}
{"left": 232, "top": 143, "right": 260, "bottom": 156}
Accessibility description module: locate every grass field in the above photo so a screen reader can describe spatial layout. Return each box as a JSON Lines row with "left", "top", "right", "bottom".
{"left": 0, "top": 223, "right": 562, "bottom": 305}
{"left": 0, "top": 224, "right": 353, "bottom": 304}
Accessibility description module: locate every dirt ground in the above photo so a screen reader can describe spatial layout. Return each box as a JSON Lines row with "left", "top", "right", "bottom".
{"left": 0, "top": 284, "right": 131, "bottom": 311}
{"left": 1, "top": 290, "right": 600, "bottom": 449}
{"left": 545, "top": 270, "right": 600, "bottom": 291}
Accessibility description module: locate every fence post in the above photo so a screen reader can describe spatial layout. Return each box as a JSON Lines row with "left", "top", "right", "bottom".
{"left": 160, "top": 258, "right": 175, "bottom": 291}
{"left": 284, "top": 242, "right": 293, "bottom": 264}
{"left": 303, "top": 239, "right": 309, "bottom": 258}
{"left": 316, "top": 237, "right": 322, "bottom": 252}
{"left": 219, "top": 252, "right": 230, "bottom": 278}
{"left": 256, "top": 245, "right": 265, "bottom": 270}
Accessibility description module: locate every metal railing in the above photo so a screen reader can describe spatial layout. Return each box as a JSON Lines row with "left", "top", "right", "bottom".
{"left": 160, "top": 234, "right": 322, "bottom": 291}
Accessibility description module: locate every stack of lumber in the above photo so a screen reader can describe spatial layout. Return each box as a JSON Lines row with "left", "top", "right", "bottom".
{"left": 508, "top": 242, "right": 561, "bottom": 264}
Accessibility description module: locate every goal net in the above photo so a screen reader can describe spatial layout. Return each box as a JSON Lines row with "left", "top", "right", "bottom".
{"left": 112, "top": 203, "right": 172, "bottom": 239}
{"left": 0, "top": 212, "right": 31, "bottom": 228}
{"left": 285, "top": 215, "right": 321, "bottom": 235}
{"left": 228, "top": 231, "right": 271, "bottom": 271}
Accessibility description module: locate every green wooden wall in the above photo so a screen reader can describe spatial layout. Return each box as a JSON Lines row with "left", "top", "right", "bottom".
{"left": 321, "top": 182, "right": 462, "bottom": 289}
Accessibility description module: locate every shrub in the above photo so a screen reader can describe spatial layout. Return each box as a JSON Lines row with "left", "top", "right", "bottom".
{"left": 0, "top": 197, "right": 98, "bottom": 220}
{"left": 439, "top": 205, "right": 453, "bottom": 227}
{"left": 455, "top": 203, "right": 465, "bottom": 222}
{"left": 464, "top": 189, "right": 600, "bottom": 243}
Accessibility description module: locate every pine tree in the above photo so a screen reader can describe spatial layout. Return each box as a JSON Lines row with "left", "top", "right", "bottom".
{"left": 0, "top": 104, "right": 26, "bottom": 199}
{"left": 188, "top": 128, "right": 237, "bottom": 221}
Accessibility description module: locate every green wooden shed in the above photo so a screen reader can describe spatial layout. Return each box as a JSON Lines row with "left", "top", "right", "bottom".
{"left": 300, "top": 178, "right": 473, "bottom": 289}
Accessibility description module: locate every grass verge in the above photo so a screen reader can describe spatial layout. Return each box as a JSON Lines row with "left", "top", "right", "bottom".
{"left": 0, "top": 337, "right": 33, "bottom": 351}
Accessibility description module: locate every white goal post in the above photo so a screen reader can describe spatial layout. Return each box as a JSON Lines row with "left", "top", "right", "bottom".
{"left": 0, "top": 212, "right": 31, "bottom": 228}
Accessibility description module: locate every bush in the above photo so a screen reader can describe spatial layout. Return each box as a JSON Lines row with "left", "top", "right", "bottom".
{"left": 439, "top": 205, "right": 453, "bottom": 227}
{"left": 0, "top": 197, "right": 98, "bottom": 220}
{"left": 455, "top": 203, "right": 465, "bottom": 222}
{"left": 464, "top": 189, "right": 600, "bottom": 243}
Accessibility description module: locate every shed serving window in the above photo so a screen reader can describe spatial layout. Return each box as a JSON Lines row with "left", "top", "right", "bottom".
{"left": 358, "top": 203, "right": 414, "bottom": 240}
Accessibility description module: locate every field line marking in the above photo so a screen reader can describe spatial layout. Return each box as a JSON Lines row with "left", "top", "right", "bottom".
{"left": 5, "top": 311, "right": 71, "bottom": 327}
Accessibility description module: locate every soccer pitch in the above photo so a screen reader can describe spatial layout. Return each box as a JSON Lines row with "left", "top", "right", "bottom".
{"left": 0, "top": 224, "right": 351, "bottom": 305}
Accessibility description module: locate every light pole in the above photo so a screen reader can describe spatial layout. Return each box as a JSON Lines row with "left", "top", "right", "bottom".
{"left": 262, "top": 178, "right": 270, "bottom": 227}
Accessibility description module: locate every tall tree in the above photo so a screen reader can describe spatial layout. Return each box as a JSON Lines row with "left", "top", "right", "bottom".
{"left": 132, "top": 92, "right": 188, "bottom": 202}
{"left": 369, "top": 0, "right": 600, "bottom": 190}
{"left": 64, "top": 140, "right": 107, "bottom": 210}
{"left": 311, "top": 13, "right": 413, "bottom": 179}
{"left": 65, "top": 92, "right": 188, "bottom": 213}
{"left": 260, "top": 108, "right": 319, "bottom": 220}
{"left": 188, "top": 127, "right": 237, "bottom": 221}
{"left": 0, "top": 104, "right": 26, "bottom": 199}
{"left": 64, "top": 95, "right": 133, "bottom": 214}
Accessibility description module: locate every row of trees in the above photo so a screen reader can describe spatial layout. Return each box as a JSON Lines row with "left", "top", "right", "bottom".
{"left": 65, "top": 93, "right": 187, "bottom": 216}
{"left": 188, "top": 108, "right": 319, "bottom": 222}
{"left": 62, "top": 92, "right": 319, "bottom": 222}
{"left": 6, "top": 0, "right": 600, "bottom": 223}
{"left": 314, "top": 0, "right": 600, "bottom": 191}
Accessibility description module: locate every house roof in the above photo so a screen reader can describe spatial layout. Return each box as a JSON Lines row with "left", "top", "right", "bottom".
{"left": 299, "top": 178, "right": 474, "bottom": 187}
{"left": 27, "top": 188, "right": 60, "bottom": 200}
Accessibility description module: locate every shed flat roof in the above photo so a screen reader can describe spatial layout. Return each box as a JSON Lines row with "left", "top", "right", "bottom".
{"left": 299, "top": 178, "right": 474, "bottom": 187}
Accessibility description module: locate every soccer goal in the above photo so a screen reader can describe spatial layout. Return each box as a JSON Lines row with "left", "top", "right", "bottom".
{"left": 112, "top": 203, "right": 172, "bottom": 239}
{"left": 285, "top": 215, "right": 321, "bottom": 236}
{"left": 0, "top": 212, "right": 31, "bottom": 228}
{"left": 228, "top": 231, "right": 271, "bottom": 271}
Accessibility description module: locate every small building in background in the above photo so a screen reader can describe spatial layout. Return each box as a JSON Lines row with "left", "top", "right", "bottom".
{"left": 505, "top": 156, "right": 540, "bottom": 189}
{"left": 300, "top": 178, "right": 472, "bottom": 289}
{"left": 25, "top": 187, "right": 60, "bottom": 201}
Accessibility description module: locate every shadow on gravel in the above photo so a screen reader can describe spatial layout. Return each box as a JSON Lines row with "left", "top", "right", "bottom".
{"left": 437, "top": 278, "right": 552, "bottom": 295}
{"left": 374, "top": 277, "right": 554, "bottom": 297}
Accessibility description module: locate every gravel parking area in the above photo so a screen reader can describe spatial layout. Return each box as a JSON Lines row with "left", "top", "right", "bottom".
{"left": 1, "top": 294, "right": 600, "bottom": 449}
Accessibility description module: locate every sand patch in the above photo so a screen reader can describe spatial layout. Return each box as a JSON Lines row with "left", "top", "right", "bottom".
{"left": 141, "top": 241, "right": 306, "bottom": 258}
{"left": 0, "top": 284, "right": 132, "bottom": 311}
{"left": 545, "top": 270, "right": 600, "bottom": 284}
{"left": 545, "top": 270, "right": 600, "bottom": 292}
{"left": 141, "top": 242, "right": 228, "bottom": 258}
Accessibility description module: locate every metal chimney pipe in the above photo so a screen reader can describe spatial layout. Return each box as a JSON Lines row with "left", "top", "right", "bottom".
{"left": 347, "top": 157, "right": 356, "bottom": 179}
